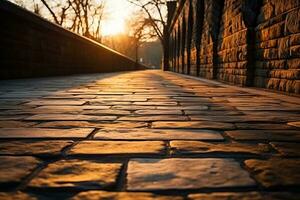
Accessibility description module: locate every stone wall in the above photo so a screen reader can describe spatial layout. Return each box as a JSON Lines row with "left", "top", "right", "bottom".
{"left": 168, "top": 0, "right": 300, "bottom": 94}
{"left": 254, "top": 0, "right": 300, "bottom": 93}
{"left": 0, "top": 1, "right": 143, "bottom": 79}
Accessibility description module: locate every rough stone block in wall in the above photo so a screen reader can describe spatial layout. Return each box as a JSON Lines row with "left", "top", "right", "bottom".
{"left": 254, "top": 0, "right": 300, "bottom": 93}
{"left": 199, "top": 0, "right": 223, "bottom": 79}
{"left": 216, "top": 0, "right": 258, "bottom": 86}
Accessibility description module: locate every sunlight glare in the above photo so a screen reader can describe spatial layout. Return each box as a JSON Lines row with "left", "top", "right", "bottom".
{"left": 101, "top": 19, "right": 125, "bottom": 36}
{"left": 100, "top": 0, "right": 134, "bottom": 36}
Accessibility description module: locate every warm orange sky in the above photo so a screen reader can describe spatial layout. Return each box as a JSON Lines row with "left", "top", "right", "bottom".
{"left": 101, "top": 0, "right": 137, "bottom": 36}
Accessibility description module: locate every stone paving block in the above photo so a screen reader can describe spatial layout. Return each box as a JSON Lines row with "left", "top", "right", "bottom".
{"left": 188, "top": 192, "right": 264, "bottom": 200}
{"left": 189, "top": 115, "right": 254, "bottom": 122}
{"left": 0, "top": 128, "right": 94, "bottom": 139}
{"left": 288, "top": 121, "right": 300, "bottom": 128}
{"left": 226, "top": 130, "right": 300, "bottom": 141}
{"left": 159, "top": 106, "right": 209, "bottom": 110}
{"left": 185, "top": 110, "right": 243, "bottom": 115}
{"left": 244, "top": 158, "right": 300, "bottom": 188}
{"left": 35, "top": 121, "right": 148, "bottom": 129}
{"left": 112, "top": 105, "right": 157, "bottom": 110}
{"left": 0, "top": 156, "right": 39, "bottom": 186}
{"left": 0, "top": 121, "right": 36, "bottom": 128}
{"left": 25, "top": 100, "right": 87, "bottom": 106}
{"left": 134, "top": 110, "right": 182, "bottom": 115}
{"left": 0, "top": 192, "right": 38, "bottom": 200}
{"left": 236, "top": 106, "right": 300, "bottom": 111}
{"left": 31, "top": 105, "right": 111, "bottom": 114}
{"left": 70, "top": 191, "right": 183, "bottom": 200}
{"left": 127, "top": 158, "right": 255, "bottom": 190}
{"left": 118, "top": 115, "right": 188, "bottom": 122}
{"left": 0, "top": 115, "right": 30, "bottom": 121}
{"left": 25, "top": 114, "right": 117, "bottom": 121}
{"left": 82, "top": 109, "right": 131, "bottom": 115}
{"left": 68, "top": 141, "right": 165, "bottom": 155}
{"left": 235, "top": 123, "right": 296, "bottom": 130}
{"left": 189, "top": 192, "right": 300, "bottom": 200}
{"left": 94, "top": 129, "right": 224, "bottom": 141}
{"left": 170, "top": 141, "right": 270, "bottom": 156}
{"left": 28, "top": 160, "right": 122, "bottom": 190}
{"left": 270, "top": 142, "right": 300, "bottom": 157}
{"left": 152, "top": 121, "right": 235, "bottom": 130}
{"left": 0, "top": 141, "right": 73, "bottom": 156}
{"left": 34, "top": 121, "right": 97, "bottom": 128}
{"left": 133, "top": 102, "right": 178, "bottom": 106}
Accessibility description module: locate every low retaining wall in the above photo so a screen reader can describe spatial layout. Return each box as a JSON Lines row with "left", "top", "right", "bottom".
{"left": 0, "top": 1, "right": 144, "bottom": 79}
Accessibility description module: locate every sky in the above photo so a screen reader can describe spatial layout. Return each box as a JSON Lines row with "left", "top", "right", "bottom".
{"left": 101, "top": 0, "right": 137, "bottom": 36}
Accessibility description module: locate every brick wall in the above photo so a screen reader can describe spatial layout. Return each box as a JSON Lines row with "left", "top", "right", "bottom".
{"left": 168, "top": 0, "right": 300, "bottom": 94}
{"left": 0, "top": 1, "right": 143, "bottom": 79}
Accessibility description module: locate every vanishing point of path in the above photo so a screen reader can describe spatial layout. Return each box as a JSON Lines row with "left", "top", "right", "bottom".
{"left": 0, "top": 70, "right": 299, "bottom": 199}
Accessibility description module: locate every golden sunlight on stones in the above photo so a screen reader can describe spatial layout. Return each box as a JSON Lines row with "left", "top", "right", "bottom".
{"left": 70, "top": 191, "right": 183, "bottom": 200}
{"left": 0, "top": 128, "right": 94, "bottom": 139}
{"left": 0, "top": 156, "right": 40, "bottom": 186}
{"left": 127, "top": 158, "right": 255, "bottom": 190}
{"left": 94, "top": 129, "right": 224, "bottom": 141}
{"left": 68, "top": 141, "right": 165, "bottom": 155}
{"left": 28, "top": 160, "right": 122, "bottom": 190}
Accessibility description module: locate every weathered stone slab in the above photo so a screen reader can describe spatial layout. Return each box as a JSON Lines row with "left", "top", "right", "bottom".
{"left": 185, "top": 110, "right": 243, "bottom": 115}
{"left": 118, "top": 115, "right": 188, "bottom": 121}
{"left": 82, "top": 109, "right": 131, "bottom": 115}
{"left": 31, "top": 105, "right": 111, "bottom": 113}
{"left": 0, "top": 141, "right": 73, "bottom": 156}
{"left": 189, "top": 192, "right": 300, "bottom": 200}
{"left": 70, "top": 191, "right": 183, "bottom": 200}
{"left": 25, "top": 114, "right": 117, "bottom": 121}
{"left": 35, "top": 121, "right": 148, "bottom": 129}
{"left": 189, "top": 192, "right": 264, "bottom": 200}
{"left": 0, "top": 156, "right": 39, "bottom": 186}
{"left": 235, "top": 123, "right": 296, "bottom": 130}
{"left": 245, "top": 159, "right": 300, "bottom": 188}
{"left": 94, "top": 129, "right": 223, "bottom": 141}
{"left": 270, "top": 142, "right": 300, "bottom": 157}
{"left": 288, "top": 121, "right": 300, "bottom": 128}
{"left": 0, "top": 192, "right": 38, "bottom": 200}
{"left": 152, "top": 121, "right": 235, "bottom": 130}
{"left": 0, "top": 128, "right": 93, "bottom": 139}
{"left": 134, "top": 110, "right": 182, "bottom": 115}
{"left": 0, "top": 121, "right": 36, "bottom": 128}
{"left": 28, "top": 160, "right": 122, "bottom": 189}
{"left": 127, "top": 158, "right": 255, "bottom": 190}
{"left": 226, "top": 130, "right": 300, "bottom": 141}
{"left": 133, "top": 102, "right": 178, "bottom": 106}
{"left": 25, "top": 100, "right": 86, "bottom": 106}
{"left": 69, "top": 141, "right": 165, "bottom": 155}
{"left": 170, "top": 141, "right": 270, "bottom": 156}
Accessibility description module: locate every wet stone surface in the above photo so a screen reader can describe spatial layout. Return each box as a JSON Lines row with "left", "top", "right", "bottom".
{"left": 0, "top": 70, "right": 299, "bottom": 198}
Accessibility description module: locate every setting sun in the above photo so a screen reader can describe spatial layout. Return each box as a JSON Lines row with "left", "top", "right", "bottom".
{"left": 100, "top": 0, "right": 134, "bottom": 36}
{"left": 101, "top": 19, "right": 125, "bottom": 36}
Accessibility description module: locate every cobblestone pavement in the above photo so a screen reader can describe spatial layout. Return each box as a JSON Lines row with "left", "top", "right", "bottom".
{"left": 0, "top": 70, "right": 299, "bottom": 199}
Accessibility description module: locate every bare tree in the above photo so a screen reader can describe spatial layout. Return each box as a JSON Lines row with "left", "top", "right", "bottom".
{"left": 128, "top": 0, "right": 170, "bottom": 70}
{"left": 127, "top": 12, "right": 157, "bottom": 63}
{"left": 37, "top": 0, "right": 105, "bottom": 41}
